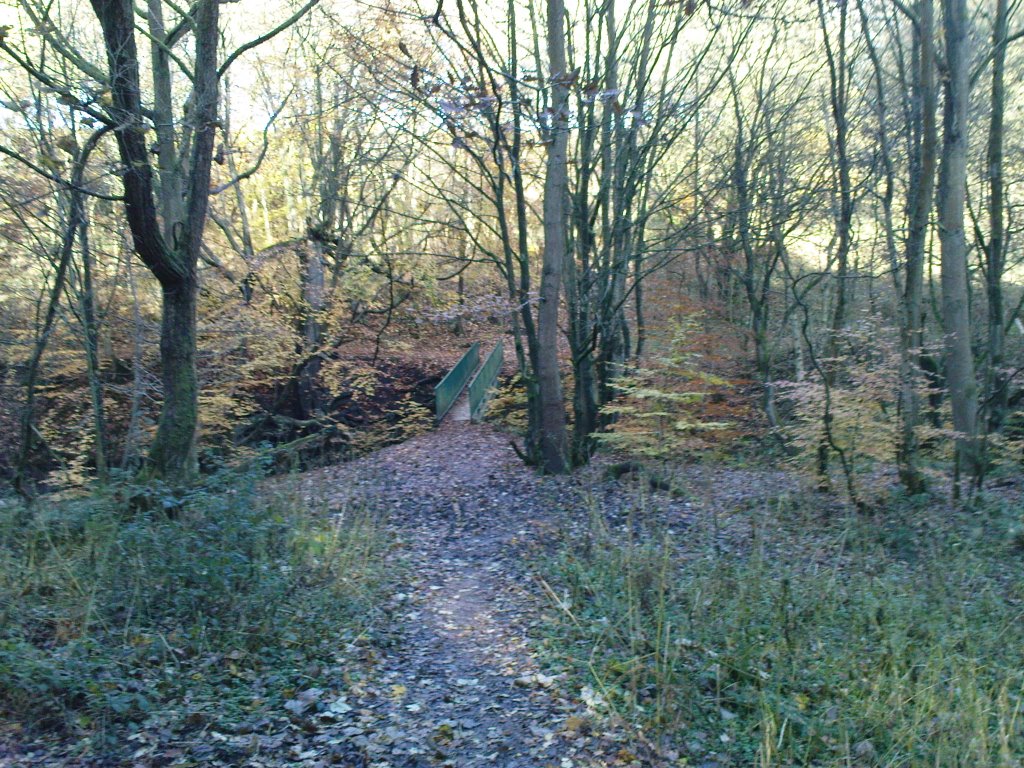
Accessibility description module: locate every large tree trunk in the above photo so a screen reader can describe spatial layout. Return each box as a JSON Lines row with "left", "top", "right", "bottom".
{"left": 897, "top": 0, "right": 938, "bottom": 494}
{"left": 149, "top": 279, "right": 199, "bottom": 481}
{"left": 937, "top": 0, "right": 980, "bottom": 490}
{"left": 89, "top": 0, "right": 220, "bottom": 484}
{"left": 536, "top": 0, "right": 571, "bottom": 473}
{"left": 984, "top": 0, "right": 1009, "bottom": 432}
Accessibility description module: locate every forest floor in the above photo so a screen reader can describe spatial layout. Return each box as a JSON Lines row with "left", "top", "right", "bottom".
{"left": 0, "top": 416, "right": 793, "bottom": 768}
{"left": 276, "top": 419, "right": 795, "bottom": 768}
{"left": 4, "top": 407, "right": 1022, "bottom": 766}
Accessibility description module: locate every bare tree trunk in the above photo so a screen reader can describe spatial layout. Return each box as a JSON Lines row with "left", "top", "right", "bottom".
{"left": 13, "top": 196, "right": 79, "bottom": 497}
{"left": 13, "top": 127, "right": 108, "bottom": 496}
{"left": 537, "top": 0, "right": 570, "bottom": 473}
{"left": 984, "top": 0, "right": 1010, "bottom": 433}
{"left": 123, "top": 255, "right": 145, "bottom": 473}
{"left": 146, "top": 0, "right": 185, "bottom": 234}
{"left": 77, "top": 212, "right": 108, "bottom": 482}
{"left": 937, "top": 0, "right": 980, "bottom": 492}
{"left": 564, "top": 217, "right": 599, "bottom": 461}
{"left": 89, "top": 0, "right": 221, "bottom": 484}
{"left": 724, "top": 62, "right": 789, "bottom": 432}
{"left": 815, "top": 0, "right": 854, "bottom": 483}
{"left": 296, "top": 240, "right": 326, "bottom": 419}
{"left": 149, "top": 278, "right": 199, "bottom": 479}
{"left": 897, "top": 0, "right": 937, "bottom": 494}
{"left": 633, "top": 252, "right": 646, "bottom": 359}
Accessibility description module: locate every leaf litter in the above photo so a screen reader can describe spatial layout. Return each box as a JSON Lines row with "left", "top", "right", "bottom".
{"left": 292, "top": 420, "right": 669, "bottom": 767}
{"left": 1, "top": 419, "right": 796, "bottom": 766}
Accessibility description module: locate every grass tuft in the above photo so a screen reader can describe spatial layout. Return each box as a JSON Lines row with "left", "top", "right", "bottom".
{"left": 543, "top": 492, "right": 1024, "bottom": 766}
{"left": 0, "top": 467, "right": 390, "bottom": 748}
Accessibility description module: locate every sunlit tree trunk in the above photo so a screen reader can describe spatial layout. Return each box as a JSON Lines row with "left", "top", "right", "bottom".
{"left": 537, "top": 0, "right": 570, "bottom": 473}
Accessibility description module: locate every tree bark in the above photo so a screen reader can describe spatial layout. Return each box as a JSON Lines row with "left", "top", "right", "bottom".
{"left": 296, "top": 240, "right": 326, "bottom": 419}
{"left": 937, "top": 0, "right": 980, "bottom": 490}
{"left": 815, "top": 0, "right": 853, "bottom": 483}
{"left": 148, "top": 279, "right": 199, "bottom": 478}
{"left": 984, "top": 0, "right": 1009, "bottom": 432}
{"left": 77, "top": 212, "right": 109, "bottom": 482}
{"left": 898, "top": 0, "right": 938, "bottom": 494}
{"left": 537, "top": 0, "right": 571, "bottom": 473}
{"left": 89, "top": 0, "right": 220, "bottom": 484}
{"left": 146, "top": 0, "right": 185, "bottom": 235}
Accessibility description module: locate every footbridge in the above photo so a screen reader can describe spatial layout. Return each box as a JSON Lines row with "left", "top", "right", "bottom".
{"left": 434, "top": 339, "right": 505, "bottom": 423}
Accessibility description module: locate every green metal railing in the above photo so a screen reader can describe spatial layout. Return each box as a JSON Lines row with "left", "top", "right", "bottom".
{"left": 468, "top": 339, "right": 504, "bottom": 422}
{"left": 434, "top": 342, "right": 479, "bottom": 420}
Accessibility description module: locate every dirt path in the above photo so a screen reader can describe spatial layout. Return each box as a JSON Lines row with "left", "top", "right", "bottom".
{"left": 296, "top": 422, "right": 663, "bottom": 767}
{"left": 0, "top": 417, "right": 798, "bottom": 767}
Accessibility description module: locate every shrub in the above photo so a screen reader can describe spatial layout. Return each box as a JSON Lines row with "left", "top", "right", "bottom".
{"left": 598, "top": 316, "right": 758, "bottom": 463}
{"left": 543, "top": 495, "right": 1024, "bottom": 766}
{"left": 0, "top": 468, "right": 390, "bottom": 741}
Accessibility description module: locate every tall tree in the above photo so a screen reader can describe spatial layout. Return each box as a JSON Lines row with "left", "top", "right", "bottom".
{"left": 11, "top": 127, "right": 109, "bottom": 494}
{"left": 537, "top": 0, "right": 571, "bottom": 473}
{"left": 937, "top": 0, "right": 979, "bottom": 490}
{"left": 86, "top": 0, "right": 220, "bottom": 483}
{"left": 389, "top": 0, "right": 550, "bottom": 465}
{"left": 562, "top": 0, "right": 736, "bottom": 461}
{"left": 899, "top": 0, "right": 938, "bottom": 494}
{"left": 2, "top": 0, "right": 320, "bottom": 484}
{"left": 814, "top": 0, "right": 855, "bottom": 483}
{"left": 982, "top": 0, "right": 1012, "bottom": 433}
{"left": 866, "top": 0, "right": 937, "bottom": 494}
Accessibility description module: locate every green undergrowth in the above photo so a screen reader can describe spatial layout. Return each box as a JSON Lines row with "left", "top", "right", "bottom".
{"left": 542, "top": 488, "right": 1024, "bottom": 766}
{"left": 0, "top": 468, "right": 391, "bottom": 751}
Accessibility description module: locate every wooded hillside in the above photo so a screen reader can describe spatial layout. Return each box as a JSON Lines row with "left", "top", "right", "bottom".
{"left": 1, "top": 0, "right": 1023, "bottom": 764}
{"left": 1, "top": 0, "right": 1023, "bottom": 496}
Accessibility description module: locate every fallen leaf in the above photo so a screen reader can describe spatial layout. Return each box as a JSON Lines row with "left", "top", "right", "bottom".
{"left": 284, "top": 687, "right": 323, "bottom": 715}
{"left": 327, "top": 697, "right": 352, "bottom": 715}
{"left": 513, "top": 672, "right": 554, "bottom": 688}
{"left": 563, "top": 715, "right": 588, "bottom": 733}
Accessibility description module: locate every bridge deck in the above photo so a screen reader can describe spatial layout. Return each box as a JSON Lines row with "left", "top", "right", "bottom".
{"left": 446, "top": 385, "right": 473, "bottom": 422}
{"left": 435, "top": 338, "right": 505, "bottom": 424}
